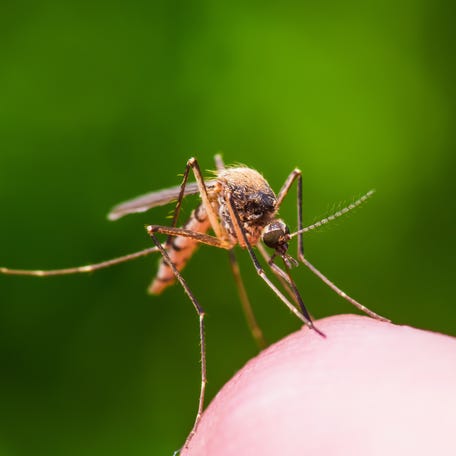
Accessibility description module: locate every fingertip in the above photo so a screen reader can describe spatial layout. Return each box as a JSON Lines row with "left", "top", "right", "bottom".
{"left": 183, "top": 314, "right": 456, "bottom": 456}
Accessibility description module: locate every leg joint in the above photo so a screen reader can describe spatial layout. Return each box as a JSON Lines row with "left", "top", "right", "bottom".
{"left": 146, "top": 225, "right": 159, "bottom": 234}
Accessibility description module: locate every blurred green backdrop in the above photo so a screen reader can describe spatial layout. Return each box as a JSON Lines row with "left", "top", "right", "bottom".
{"left": 0, "top": 1, "right": 455, "bottom": 455}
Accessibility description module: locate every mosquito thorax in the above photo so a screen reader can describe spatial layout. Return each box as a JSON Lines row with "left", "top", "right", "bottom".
{"left": 243, "top": 192, "right": 276, "bottom": 222}
{"left": 261, "top": 219, "right": 290, "bottom": 253}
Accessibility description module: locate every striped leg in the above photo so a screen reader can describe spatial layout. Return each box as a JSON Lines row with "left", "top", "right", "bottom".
{"left": 228, "top": 249, "right": 267, "bottom": 349}
{"left": 223, "top": 189, "right": 325, "bottom": 337}
{"left": 275, "top": 168, "right": 304, "bottom": 259}
{"left": 0, "top": 247, "right": 160, "bottom": 277}
{"left": 149, "top": 233, "right": 207, "bottom": 454}
{"left": 286, "top": 187, "right": 390, "bottom": 323}
{"left": 215, "top": 154, "right": 267, "bottom": 350}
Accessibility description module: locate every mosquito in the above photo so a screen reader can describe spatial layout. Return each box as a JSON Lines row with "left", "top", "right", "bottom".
{"left": 0, "top": 154, "right": 389, "bottom": 452}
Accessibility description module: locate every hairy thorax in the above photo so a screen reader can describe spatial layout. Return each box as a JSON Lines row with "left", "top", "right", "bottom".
{"left": 208, "top": 167, "right": 278, "bottom": 246}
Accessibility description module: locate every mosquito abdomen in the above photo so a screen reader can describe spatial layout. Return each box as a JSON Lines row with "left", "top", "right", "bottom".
{"left": 148, "top": 203, "right": 210, "bottom": 295}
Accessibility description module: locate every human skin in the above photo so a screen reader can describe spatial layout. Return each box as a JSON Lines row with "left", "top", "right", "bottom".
{"left": 182, "top": 314, "right": 456, "bottom": 456}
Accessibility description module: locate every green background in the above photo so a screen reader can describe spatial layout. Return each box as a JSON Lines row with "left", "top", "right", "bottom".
{"left": 0, "top": 1, "right": 454, "bottom": 455}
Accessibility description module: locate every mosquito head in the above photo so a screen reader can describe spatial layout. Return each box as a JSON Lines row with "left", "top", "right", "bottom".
{"left": 261, "top": 219, "right": 290, "bottom": 254}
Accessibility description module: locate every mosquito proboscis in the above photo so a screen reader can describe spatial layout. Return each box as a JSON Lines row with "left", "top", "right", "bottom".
{"left": 0, "top": 154, "right": 389, "bottom": 452}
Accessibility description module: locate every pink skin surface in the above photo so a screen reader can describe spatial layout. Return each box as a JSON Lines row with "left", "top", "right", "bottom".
{"left": 183, "top": 314, "right": 456, "bottom": 456}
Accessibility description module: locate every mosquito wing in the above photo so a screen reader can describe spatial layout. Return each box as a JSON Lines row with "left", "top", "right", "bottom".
{"left": 108, "top": 181, "right": 215, "bottom": 221}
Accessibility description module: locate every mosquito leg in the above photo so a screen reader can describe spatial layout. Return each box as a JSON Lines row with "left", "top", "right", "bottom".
{"left": 186, "top": 157, "right": 227, "bottom": 245}
{"left": 276, "top": 168, "right": 302, "bottom": 208}
{"left": 146, "top": 225, "right": 228, "bottom": 249}
{"left": 275, "top": 168, "right": 305, "bottom": 260}
{"left": 278, "top": 258, "right": 325, "bottom": 336}
{"left": 281, "top": 178, "right": 388, "bottom": 322}
{"left": 149, "top": 233, "right": 207, "bottom": 452}
{"left": 258, "top": 243, "right": 331, "bottom": 339}
{"left": 213, "top": 154, "right": 267, "bottom": 349}
{"left": 248, "top": 254, "right": 312, "bottom": 329}
{"left": 224, "top": 191, "right": 324, "bottom": 336}
{"left": 147, "top": 158, "right": 224, "bottom": 295}
{"left": 302, "top": 257, "right": 390, "bottom": 322}
{"left": 168, "top": 158, "right": 194, "bottom": 235}
{"left": 0, "top": 247, "right": 160, "bottom": 277}
{"left": 228, "top": 249, "right": 267, "bottom": 349}
{"left": 145, "top": 221, "right": 232, "bottom": 295}
{"left": 257, "top": 243, "right": 297, "bottom": 306}
{"left": 256, "top": 243, "right": 324, "bottom": 335}
{"left": 296, "top": 172, "right": 305, "bottom": 261}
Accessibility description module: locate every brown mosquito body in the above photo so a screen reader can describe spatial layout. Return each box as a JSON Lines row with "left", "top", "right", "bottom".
{"left": 0, "top": 154, "right": 389, "bottom": 454}
{"left": 147, "top": 167, "right": 278, "bottom": 294}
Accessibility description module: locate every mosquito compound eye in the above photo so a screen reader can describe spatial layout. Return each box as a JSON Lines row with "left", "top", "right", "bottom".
{"left": 262, "top": 229, "right": 282, "bottom": 248}
{"left": 261, "top": 220, "right": 289, "bottom": 248}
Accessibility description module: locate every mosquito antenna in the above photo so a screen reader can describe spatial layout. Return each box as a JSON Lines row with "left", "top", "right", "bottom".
{"left": 0, "top": 246, "right": 160, "bottom": 277}
{"left": 289, "top": 189, "right": 375, "bottom": 238}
